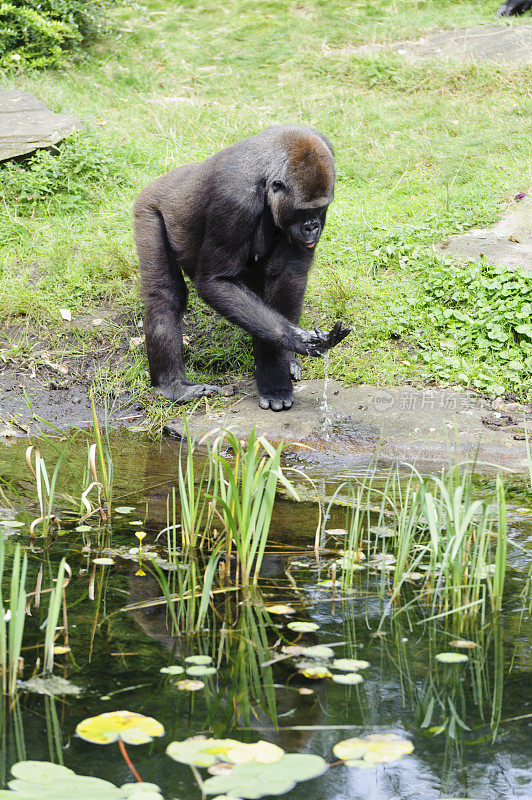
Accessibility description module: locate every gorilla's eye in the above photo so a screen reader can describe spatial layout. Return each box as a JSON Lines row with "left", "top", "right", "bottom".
{"left": 271, "top": 180, "right": 285, "bottom": 193}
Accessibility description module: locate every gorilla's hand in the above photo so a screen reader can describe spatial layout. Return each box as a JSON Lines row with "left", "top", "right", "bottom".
{"left": 302, "top": 320, "right": 351, "bottom": 357}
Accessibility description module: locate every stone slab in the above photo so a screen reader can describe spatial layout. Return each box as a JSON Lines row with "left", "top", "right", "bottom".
{"left": 165, "top": 381, "right": 531, "bottom": 475}
{"left": 0, "top": 90, "right": 81, "bottom": 161}
{"left": 353, "top": 24, "right": 532, "bottom": 64}
{"left": 437, "top": 193, "right": 532, "bottom": 271}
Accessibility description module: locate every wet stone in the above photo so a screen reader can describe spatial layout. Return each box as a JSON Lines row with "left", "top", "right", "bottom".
{"left": 0, "top": 90, "right": 81, "bottom": 161}
{"left": 165, "top": 380, "right": 532, "bottom": 475}
{"left": 437, "top": 193, "right": 532, "bottom": 272}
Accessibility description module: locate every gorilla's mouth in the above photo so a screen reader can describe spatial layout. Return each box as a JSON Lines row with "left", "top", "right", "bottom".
{"left": 305, "top": 242, "right": 316, "bottom": 249}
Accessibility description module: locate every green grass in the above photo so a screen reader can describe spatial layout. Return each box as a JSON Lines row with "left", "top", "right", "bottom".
{"left": 1, "top": 0, "right": 531, "bottom": 416}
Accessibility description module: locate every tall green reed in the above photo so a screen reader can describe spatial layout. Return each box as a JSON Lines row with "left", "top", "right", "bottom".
{"left": 213, "top": 430, "right": 298, "bottom": 585}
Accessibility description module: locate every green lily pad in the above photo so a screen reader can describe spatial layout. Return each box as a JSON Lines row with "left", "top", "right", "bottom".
{"left": 185, "top": 655, "right": 213, "bottom": 665}
{"left": 287, "top": 621, "right": 319, "bottom": 633}
{"left": 166, "top": 737, "right": 284, "bottom": 768}
{"left": 10, "top": 762, "right": 74, "bottom": 784}
{"left": 93, "top": 558, "right": 115, "bottom": 566}
{"left": 334, "top": 734, "right": 413, "bottom": 765}
{"left": 0, "top": 520, "right": 25, "bottom": 528}
{"left": 160, "top": 665, "right": 184, "bottom": 675}
{"left": 186, "top": 666, "right": 217, "bottom": 677}
{"left": 332, "top": 659, "right": 369, "bottom": 671}
{"left": 203, "top": 754, "right": 328, "bottom": 798}
{"left": 435, "top": 652, "right": 469, "bottom": 664}
{"left": 19, "top": 675, "right": 81, "bottom": 697}
{"left": 300, "top": 645, "right": 334, "bottom": 660}
{"left": 115, "top": 507, "right": 136, "bottom": 514}
{"left": 332, "top": 672, "right": 363, "bottom": 685}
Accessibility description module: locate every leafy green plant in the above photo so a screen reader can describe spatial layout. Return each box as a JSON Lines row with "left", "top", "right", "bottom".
{"left": 393, "top": 256, "right": 532, "bottom": 396}
{"left": 0, "top": 133, "right": 128, "bottom": 215}
{"left": 214, "top": 430, "right": 299, "bottom": 585}
{"left": 0, "top": 0, "right": 132, "bottom": 69}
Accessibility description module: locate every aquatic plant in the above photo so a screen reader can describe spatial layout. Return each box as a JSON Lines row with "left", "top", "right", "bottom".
{"left": 213, "top": 430, "right": 298, "bottom": 585}
{"left": 76, "top": 710, "right": 164, "bottom": 784}
{"left": 166, "top": 735, "right": 328, "bottom": 799}
{"left": 0, "top": 760, "right": 163, "bottom": 799}
{"left": 0, "top": 536, "right": 69, "bottom": 695}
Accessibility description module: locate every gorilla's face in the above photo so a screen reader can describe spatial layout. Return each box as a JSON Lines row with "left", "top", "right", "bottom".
{"left": 268, "top": 182, "right": 329, "bottom": 250}
{"left": 287, "top": 206, "right": 328, "bottom": 250}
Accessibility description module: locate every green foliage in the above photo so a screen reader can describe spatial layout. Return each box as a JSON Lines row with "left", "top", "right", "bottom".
{"left": 394, "top": 256, "right": 532, "bottom": 396}
{"left": 0, "top": 133, "right": 128, "bottom": 214}
{"left": 0, "top": 0, "right": 131, "bottom": 68}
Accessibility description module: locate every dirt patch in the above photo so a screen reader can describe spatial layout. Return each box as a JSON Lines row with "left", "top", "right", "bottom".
{"left": 349, "top": 24, "right": 532, "bottom": 65}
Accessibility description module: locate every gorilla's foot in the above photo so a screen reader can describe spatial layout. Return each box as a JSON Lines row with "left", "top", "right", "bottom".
{"left": 153, "top": 381, "right": 221, "bottom": 403}
{"left": 258, "top": 387, "right": 294, "bottom": 412}
{"left": 289, "top": 357, "right": 302, "bottom": 382}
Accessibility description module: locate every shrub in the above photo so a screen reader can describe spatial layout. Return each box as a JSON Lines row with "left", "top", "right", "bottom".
{"left": 393, "top": 255, "right": 532, "bottom": 397}
{"left": 0, "top": 132, "right": 128, "bottom": 213}
{"left": 0, "top": 1, "right": 128, "bottom": 68}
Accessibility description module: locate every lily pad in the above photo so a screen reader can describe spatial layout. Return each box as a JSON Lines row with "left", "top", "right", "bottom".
{"left": 299, "top": 666, "right": 332, "bottom": 679}
{"left": 160, "top": 665, "right": 184, "bottom": 675}
{"left": 265, "top": 604, "right": 296, "bottom": 615}
{"left": 332, "top": 659, "right": 369, "bottom": 671}
{"left": 175, "top": 679, "right": 205, "bottom": 691}
{"left": 435, "top": 652, "right": 469, "bottom": 664}
{"left": 331, "top": 673, "right": 363, "bottom": 685}
{"left": 0, "top": 520, "right": 25, "bottom": 528}
{"left": 115, "top": 507, "right": 136, "bottom": 514}
{"left": 333, "top": 733, "right": 413, "bottom": 765}
{"left": 300, "top": 645, "right": 334, "bottom": 660}
{"left": 166, "top": 737, "right": 284, "bottom": 768}
{"left": 6, "top": 762, "right": 125, "bottom": 800}
{"left": 186, "top": 666, "right": 217, "bottom": 677}
{"left": 449, "top": 639, "right": 477, "bottom": 649}
{"left": 185, "top": 655, "right": 212, "bottom": 665}
{"left": 76, "top": 711, "right": 164, "bottom": 745}
{"left": 93, "top": 558, "right": 115, "bottom": 566}
{"left": 202, "top": 754, "right": 328, "bottom": 799}
{"left": 76, "top": 525, "right": 92, "bottom": 532}
{"left": 287, "top": 621, "right": 319, "bottom": 633}
{"left": 10, "top": 762, "right": 74, "bottom": 783}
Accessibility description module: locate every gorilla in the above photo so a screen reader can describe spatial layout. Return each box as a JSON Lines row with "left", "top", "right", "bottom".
{"left": 496, "top": 0, "right": 532, "bottom": 13}
{"left": 133, "top": 126, "right": 350, "bottom": 411}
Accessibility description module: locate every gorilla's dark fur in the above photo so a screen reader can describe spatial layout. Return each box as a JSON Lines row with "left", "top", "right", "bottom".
{"left": 133, "top": 126, "right": 349, "bottom": 411}
{"left": 496, "top": 0, "right": 532, "bottom": 13}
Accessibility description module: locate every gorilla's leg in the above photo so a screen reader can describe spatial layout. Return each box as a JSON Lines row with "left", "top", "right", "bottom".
{"left": 134, "top": 206, "right": 220, "bottom": 402}
{"left": 253, "top": 267, "right": 308, "bottom": 411}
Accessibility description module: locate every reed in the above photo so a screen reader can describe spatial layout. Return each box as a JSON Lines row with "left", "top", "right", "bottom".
{"left": 213, "top": 430, "right": 298, "bottom": 585}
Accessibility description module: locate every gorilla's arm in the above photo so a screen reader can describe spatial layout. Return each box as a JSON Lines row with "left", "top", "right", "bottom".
{"left": 496, "top": 0, "right": 532, "bottom": 14}
{"left": 198, "top": 273, "right": 343, "bottom": 356}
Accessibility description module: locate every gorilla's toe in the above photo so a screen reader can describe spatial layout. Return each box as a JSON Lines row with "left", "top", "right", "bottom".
{"left": 154, "top": 382, "right": 221, "bottom": 403}
{"left": 259, "top": 392, "right": 294, "bottom": 411}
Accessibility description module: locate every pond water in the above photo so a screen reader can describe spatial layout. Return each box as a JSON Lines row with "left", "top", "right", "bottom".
{"left": 0, "top": 431, "right": 531, "bottom": 800}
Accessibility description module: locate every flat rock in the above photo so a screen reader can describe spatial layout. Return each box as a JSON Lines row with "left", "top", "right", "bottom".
{"left": 353, "top": 24, "right": 532, "bottom": 64}
{"left": 0, "top": 90, "right": 81, "bottom": 161}
{"left": 437, "top": 193, "right": 532, "bottom": 271}
{"left": 165, "top": 381, "right": 531, "bottom": 475}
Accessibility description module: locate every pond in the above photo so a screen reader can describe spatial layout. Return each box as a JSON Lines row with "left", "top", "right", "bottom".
{"left": 0, "top": 429, "right": 531, "bottom": 800}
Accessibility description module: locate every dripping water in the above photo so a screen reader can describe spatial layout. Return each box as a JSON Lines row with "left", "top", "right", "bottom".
{"left": 320, "top": 350, "right": 332, "bottom": 442}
